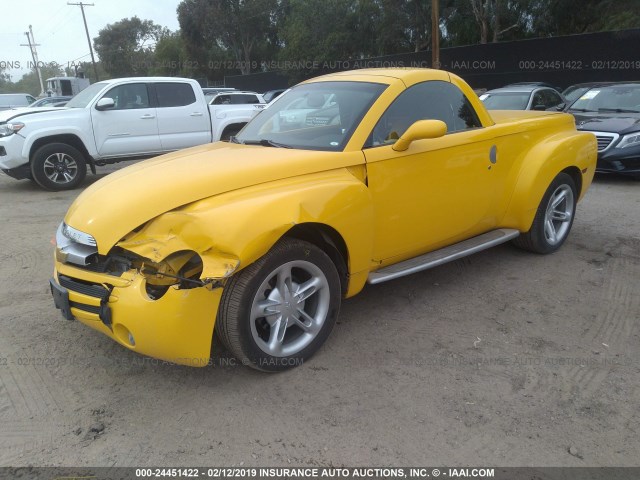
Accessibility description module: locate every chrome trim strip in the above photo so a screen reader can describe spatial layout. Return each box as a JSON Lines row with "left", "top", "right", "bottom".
{"left": 367, "top": 229, "right": 520, "bottom": 285}
{"left": 589, "top": 131, "right": 620, "bottom": 152}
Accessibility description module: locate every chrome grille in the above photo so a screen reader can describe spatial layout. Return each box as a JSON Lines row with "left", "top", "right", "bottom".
{"left": 596, "top": 136, "right": 614, "bottom": 151}
{"left": 589, "top": 131, "right": 620, "bottom": 152}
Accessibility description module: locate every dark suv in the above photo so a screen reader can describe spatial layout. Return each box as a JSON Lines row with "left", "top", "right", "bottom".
{"left": 567, "top": 82, "right": 640, "bottom": 178}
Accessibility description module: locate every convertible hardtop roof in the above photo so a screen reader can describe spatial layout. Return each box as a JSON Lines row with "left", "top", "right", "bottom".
{"left": 306, "top": 68, "right": 451, "bottom": 85}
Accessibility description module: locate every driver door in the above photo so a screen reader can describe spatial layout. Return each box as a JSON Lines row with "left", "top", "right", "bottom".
{"left": 364, "top": 80, "right": 504, "bottom": 264}
{"left": 91, "top": 82, "right": 161, "bottom": 158}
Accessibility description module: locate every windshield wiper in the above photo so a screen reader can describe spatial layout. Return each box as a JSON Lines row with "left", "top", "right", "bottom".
{"left": 598, "top": 108, "right": 640, "bottom": 113}
{"left": 569, "top": 108, "right": 596, "bottom": 112}
{"left": 241, "top": 139, "right": 292, "bottom": 148}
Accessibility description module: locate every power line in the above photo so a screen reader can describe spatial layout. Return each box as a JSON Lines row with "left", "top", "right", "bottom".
{"left": 67, "top": 2, "right": 99, "bottom": 81}
{"left": 39, "top": 8, "right": 79, "bottom": 44}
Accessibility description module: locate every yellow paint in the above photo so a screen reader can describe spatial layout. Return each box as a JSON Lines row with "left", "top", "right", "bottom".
{"left": 52, "top": 68, "right": 597, "bottom": 365}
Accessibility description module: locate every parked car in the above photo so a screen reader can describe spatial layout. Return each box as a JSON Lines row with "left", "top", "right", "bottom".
{"left": 562, "top": 82, "right": 614, "bottom": 105}
{"left": 567, "top": 82, "right": 640, "bottom": 178}
{"left": 50, "top": 68, "right": 596, "bottom": 371}
{"left": 0, "top": 77, "right": 266, "bottom": 190}
{"left": 504, "top": 81, "right": 562, "bottom": 92}
{"left": 202, "top": 87, "right": 236, "bottom": 103}
{"left": 29, "top": 96, "right": 73, "bottom": 108}
{"left": 202, "top": 87, "right": 236, "bottom": 94}
{"left": 0, "top": 93, "right": 37, "bottom": 110}
{"left": 208, "top": 91, "right": 265, "bottom": 105}
{"left": 262, "top": 89, "right": 287, "bottom": 103}
{"left": 480, "top": 85, "right": 566, "bottom": 111}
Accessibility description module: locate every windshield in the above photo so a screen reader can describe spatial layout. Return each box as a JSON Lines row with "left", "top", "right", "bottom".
{"left": 236, "top": 81, "right": 387, "bottom": 151}
{"left": 480, "top": 92, "right": 530, "bottom": 110}
{"left": 562, "top": 87, "right": 590, "bottom": 103}
{"left": 569, "top": 84, "right": 640, "bottom": 112}
{"left": 65, "top": 82, "right": 108, "bottom": 108}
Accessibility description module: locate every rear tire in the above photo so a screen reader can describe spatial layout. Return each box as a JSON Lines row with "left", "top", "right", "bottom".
{"left": 216, "top": 238, "right": 341, "bottom": 371}
{"left": 513, "top": 172, "right": 577, "bottom": 254}
{"left": 31, "top": 143, "right": 87, "bottom": 191}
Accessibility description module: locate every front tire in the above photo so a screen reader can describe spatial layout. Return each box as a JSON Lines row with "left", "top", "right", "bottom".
{"left": 513, "top": 172, "right": 577, "bottom": 254}
{"left": 31, "top": 143, "right": 87, "bottom": 191}
{"left": 216, "top": 238, "right": 341, "bottom": 371}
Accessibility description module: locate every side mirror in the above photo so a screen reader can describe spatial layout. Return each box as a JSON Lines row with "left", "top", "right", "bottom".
{"left": 392, "top": 120, "right": 447, "bottom": 152}
{"left": 532, "top": 104, "right": 547, "bottom": 111}
{"left": 95, "top": 97, "right": 115, "bottom": 111}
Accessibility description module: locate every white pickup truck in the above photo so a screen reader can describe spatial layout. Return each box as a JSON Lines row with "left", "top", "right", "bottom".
{"left": 0, "top": 77, "right": 265, "bottom": 190}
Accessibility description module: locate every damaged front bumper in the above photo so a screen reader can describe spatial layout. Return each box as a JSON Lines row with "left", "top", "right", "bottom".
{"left": 52, "top": 259, "right": 223, "bottom": 367}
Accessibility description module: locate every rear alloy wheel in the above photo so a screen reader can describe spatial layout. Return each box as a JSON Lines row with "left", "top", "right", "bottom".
{"left": 31, "top": 143, "right": 87, "bottom": 191}
{"left": 216, "top": 238, "right": 341, "bottom": 371}
{"left": 513, "top": 172, "right": 577, "bottom": 254}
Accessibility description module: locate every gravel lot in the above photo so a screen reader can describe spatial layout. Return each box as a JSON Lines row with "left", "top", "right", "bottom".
{"left": 0, "top": 167, "right": 638, "bottom": 467}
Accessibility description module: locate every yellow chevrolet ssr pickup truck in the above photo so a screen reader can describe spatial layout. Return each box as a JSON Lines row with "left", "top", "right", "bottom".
{"left": 50, "top": 69, "right": 597, "bottom": 371}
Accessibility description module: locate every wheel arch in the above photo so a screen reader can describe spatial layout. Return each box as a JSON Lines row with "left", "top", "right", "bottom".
{"left": 283, "top": 223, "right": 350, "bottom": 296}
{"left": 220, "top": 122, "right": 247, "bottom": 140}
{"left": 561, "top": 165, "right": 583, "bottom": 198}
{"left": 29, "top": 134, "right": 94, "bottom": 172}
{"left": 501, "top": 131, "right": 596, "bottom": 232}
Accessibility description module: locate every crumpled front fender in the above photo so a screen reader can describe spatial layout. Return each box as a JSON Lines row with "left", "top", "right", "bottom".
{"left": 116, "top": 168, "right": 373, "bottom": 289}
{"left": 117, "top": 211, "right": 242, "bottom": 280}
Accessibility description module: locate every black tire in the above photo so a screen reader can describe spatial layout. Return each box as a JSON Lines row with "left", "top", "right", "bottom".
{"left": 216, "top": 238, "right": 341, "bottom": 372}
{"left": 513, "top": 172, "right": 577, "bottom": 254}
{"left": 31, "top": 143, "right": 87, "bottom": 191}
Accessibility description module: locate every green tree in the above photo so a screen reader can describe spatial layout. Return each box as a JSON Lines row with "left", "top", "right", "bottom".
{"left": 150, "top": 31, "right": 197, "bottom": 77}
{"left": 178, "top": 0, "right": 280, "bottom": 77}
{"left": 530, "top": 0, "right": 640, "bottom": 36}
{"left": 64, "top": 61, "right": 110, "bottom": 82}
{"left": 0, "top": 65, "right": 11, "bottom": 92}
{"left": 93, "top": 17, "right": 168, "bottom": 77}
{"left": 441, "top": 0, "right": 537, "bottom": 46}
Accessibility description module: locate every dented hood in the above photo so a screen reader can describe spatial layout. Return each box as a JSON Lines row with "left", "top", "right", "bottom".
{"left": 65, "top": 142, "right": 364, "bottom": 254}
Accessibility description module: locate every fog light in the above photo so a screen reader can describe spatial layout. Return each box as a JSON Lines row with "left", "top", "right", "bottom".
{"left": 114, "top": 324, "right": 135, "bottom": 348}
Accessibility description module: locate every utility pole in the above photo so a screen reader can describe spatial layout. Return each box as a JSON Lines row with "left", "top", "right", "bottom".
{"left": 20, "top": 26, "right": 45, "bottom": 96}
{"left": 68, "top": 2, "right": 99, "bottom": 81}
{"left": 431, "top": 0, "right": 440, "bottom": 69}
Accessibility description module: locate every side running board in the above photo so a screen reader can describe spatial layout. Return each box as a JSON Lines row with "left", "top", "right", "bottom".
{"left": 367, "top": 228, "right": 520, "bottom": 285}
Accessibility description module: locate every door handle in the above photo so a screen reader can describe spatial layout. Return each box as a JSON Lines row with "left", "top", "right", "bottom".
{"left": 140, "top": 114, "right": 156, "bottom": 119}
{"left": 190, "top": 112, "right": 204, "bottom": 117}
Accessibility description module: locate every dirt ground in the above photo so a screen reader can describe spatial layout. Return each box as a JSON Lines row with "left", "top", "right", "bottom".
{"left": 0, "top": 167, "right": 638, "bottom": 468}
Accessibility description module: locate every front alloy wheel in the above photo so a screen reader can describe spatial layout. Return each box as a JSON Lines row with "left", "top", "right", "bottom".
{"left": 216, "top": 238, "right": 341, "bottom": 371}
{"left": 31, "top": 142, "right": 87, "bottom": 191}
{"left": 43, "top": 152, "right": 79, "bottom": 185}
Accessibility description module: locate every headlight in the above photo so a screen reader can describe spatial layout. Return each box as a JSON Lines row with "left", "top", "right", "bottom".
{"left": 62, "top": 222, "right": 97, "bottom": 246}
{"left": 616, "top": 133, "right": 640, "bottom": 149}
{"left": 0, "top": 122, "right": 25, "bottom": 138}
{"left": 55, "top": 222, "right": 98, "bottom": 266}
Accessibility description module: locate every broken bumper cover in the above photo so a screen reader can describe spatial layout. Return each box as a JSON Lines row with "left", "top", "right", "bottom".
{"left": 52, "top": 260, "right": 222, "bottom": 367}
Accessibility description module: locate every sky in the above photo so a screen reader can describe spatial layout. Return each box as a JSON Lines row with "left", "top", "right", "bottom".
{"left": 1, "top": 0, "right": 183, "bottom": 81}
